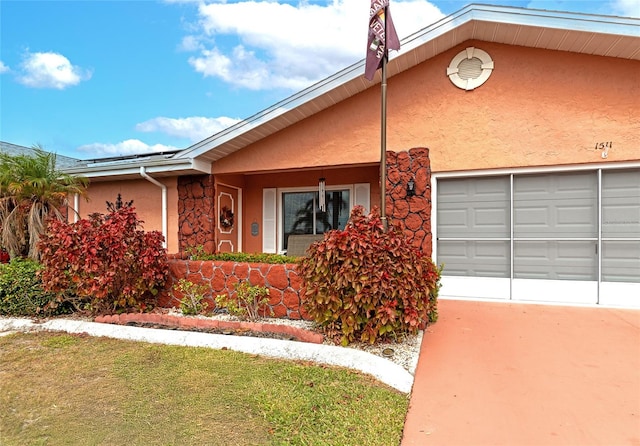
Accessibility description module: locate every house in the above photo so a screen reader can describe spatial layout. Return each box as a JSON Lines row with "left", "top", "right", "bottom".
{"left": 61, "top": 4, "right": 639, "bottom": 307}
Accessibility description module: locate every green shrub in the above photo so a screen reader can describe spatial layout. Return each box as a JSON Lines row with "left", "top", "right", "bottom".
{"left": 39, "top": 207, "right": 168, "bottom": 315}
{"left": 298, "top": 206, "right": 441, "bottom": 346}
{"left": 0, "top": 258, "right": 69, "bottom": 316}
{"left": 174, "top": 278, "right": 210, "bottom": 315}
{"left": 212, "top": 252, "right": 291, "bottom": 264}
{"left": 184, "top": 245, "right": 215, "bottom": 260}
{"left": 186, "top": 246, "right": 290, "bottom": 264}
{"left": 215, "top": 281, "right": 272, "bottom": 321}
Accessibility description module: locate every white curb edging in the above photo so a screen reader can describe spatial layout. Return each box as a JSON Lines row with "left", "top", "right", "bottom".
{"left": 0, "top": 318, "right": 414, "bottom": 393}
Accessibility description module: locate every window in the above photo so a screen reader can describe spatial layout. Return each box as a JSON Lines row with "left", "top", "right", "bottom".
{"left": 282, "top": 189, "right": 350, "bottom": 250}
{"left": 263, "top": 183, "right": 369, "bottom": 254}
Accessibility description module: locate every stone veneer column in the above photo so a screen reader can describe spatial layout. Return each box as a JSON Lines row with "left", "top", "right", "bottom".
{"left": 386, "top": 147, "right": 432, "bottom": 255}
{"left": 177, "top": 175, "right": 216, "bottom": 254}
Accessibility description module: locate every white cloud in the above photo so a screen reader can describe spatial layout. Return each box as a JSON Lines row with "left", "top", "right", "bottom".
{"left": 610, "top": 0, "right": 640, "bottom": 17}
{"left": 136, "top": 116, "right": 241, "bottom": 141}
{"left": 77, "top": 139, "right": 180, "bottom": 157}
{"left": 178, "top": 35, "right": 204, "bottom": 52}
{"left": 0, "top": 61, "right": 9, "bottom": 74}
{"left": 185, "top": 0, "right": 443, "bottom": 91}
{"left": 18, "top": 51, "right": 92, "bottom": 89}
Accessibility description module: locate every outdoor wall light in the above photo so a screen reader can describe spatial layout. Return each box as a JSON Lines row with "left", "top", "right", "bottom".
{"left": 406, "top": 178, "right": 416, "bottom": 197}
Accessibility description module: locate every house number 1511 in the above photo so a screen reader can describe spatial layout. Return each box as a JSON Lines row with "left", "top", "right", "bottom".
{"left": 595, "top": 142, "right": 612, "bottom": 150}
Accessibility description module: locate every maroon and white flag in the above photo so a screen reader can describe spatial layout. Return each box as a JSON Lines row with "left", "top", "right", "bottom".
{"left": 365, "top": 0, "right": 400, "bottom": 81}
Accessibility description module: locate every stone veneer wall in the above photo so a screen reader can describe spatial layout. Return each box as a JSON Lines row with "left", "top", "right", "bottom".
{"left": 177, "top": 175, "right": 216, "bottom": 254}
{"left": 386, "top": 147, "right": 432, "bottom": 255}
{"left": 158, "top": 259, "right": 309, "bottom": 320}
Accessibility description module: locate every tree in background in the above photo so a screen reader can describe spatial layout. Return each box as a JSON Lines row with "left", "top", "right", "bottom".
{"left": 0, "top": 146, "right": 88, "bottom": 260}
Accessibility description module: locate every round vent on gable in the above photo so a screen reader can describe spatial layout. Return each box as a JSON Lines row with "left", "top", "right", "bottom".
{"left": 447, "top": 47, "right": 494, "bottom": 90}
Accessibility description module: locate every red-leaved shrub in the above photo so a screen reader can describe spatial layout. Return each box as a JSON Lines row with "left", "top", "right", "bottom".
{"left": 0, "top": 248, "right": 9, "bottom": 263}
{"left": 298, "top": 206, "right": 440, "bottom": 345}
{"left": 39, "top": 207, "right": 168, "bottom": 314}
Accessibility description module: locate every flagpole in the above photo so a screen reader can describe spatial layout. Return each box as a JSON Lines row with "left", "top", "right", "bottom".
{"left": 380, "top": 53, "right": 388, "bottom": 232}
{"left": 367, "top": 0, "right": 398, "bottom": 233}
{"left": 380, "top": 3, "right": 389, "bottom": 233}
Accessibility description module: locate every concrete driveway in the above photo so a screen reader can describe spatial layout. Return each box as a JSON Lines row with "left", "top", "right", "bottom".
{"left": 402, "top": 299, "right": 640, "bottom": 446}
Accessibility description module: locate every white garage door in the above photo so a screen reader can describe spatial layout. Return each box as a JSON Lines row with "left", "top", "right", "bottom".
{"left": 436, "top": 168, "right": 640, "bottom": 306}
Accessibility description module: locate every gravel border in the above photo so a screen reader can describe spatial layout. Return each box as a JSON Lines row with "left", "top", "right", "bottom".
{"left": 166, "top": 310, "right": 423, "bottom": 374}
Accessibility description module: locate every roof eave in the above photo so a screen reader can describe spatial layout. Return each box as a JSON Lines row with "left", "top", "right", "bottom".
{"left": 62, "top": 157, "right": 211, "bottom": 181}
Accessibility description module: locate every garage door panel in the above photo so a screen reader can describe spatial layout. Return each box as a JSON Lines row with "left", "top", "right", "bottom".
{"left": 514, "top": 172, "right": 597, "bottom": 238}
{"left": 437, "top": 180, "right": 469, "bottom": 200}
{"left": 438, "top": 241, "right": 509, "bottom": 277}
{"left": 514, "top": 206, "right": 549, "bottom": 230}
{"left": 602, "top": 204, "right": 640, "bottom": 237}
{"left": 557, "top": 205, "right": 598, "bottom": 229}
{"left": 602, "top": 169, "right": 640, "bottom": 237}
{"left": 515, "top": 174, "right": 596, "bottom": 197}
{"left": 438, "top": 176, "right": 509, "bottom": 238}
{"left": 602, "top": 169, "right": 640, "bottom": 197}
{"left": 602, "top": 241, "right": 640, "bottom": 283}
{"left": 514, "top": 204, "right": 596, "bottom": 236}
{"left": 438, "top": 208, "right": 469, "bottom": 232}
{"left": 439, "top": 176, "right": 508, "bottom": 199}
{"left": 475, "top": 208, "right": 509, "bottom": 231}
{"left": 514, "top": 241, "right": 596, "bottom": 280}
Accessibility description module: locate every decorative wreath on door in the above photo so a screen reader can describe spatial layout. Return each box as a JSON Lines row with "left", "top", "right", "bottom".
{"left": 220, "top": 205, "right": 234, "bottom": 229}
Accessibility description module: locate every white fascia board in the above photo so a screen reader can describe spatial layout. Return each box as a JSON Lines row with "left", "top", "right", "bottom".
{"left": 63, "top": 158, "right": 210, "bottom": 180}
{"left": 190, "top": 157, "right": 212, "bottom": 174}
{"left": 400, "top": 4, "right": 639, "bottom": 55}
{"left": 464, "top": 4, "right": 640, "bottom": 35}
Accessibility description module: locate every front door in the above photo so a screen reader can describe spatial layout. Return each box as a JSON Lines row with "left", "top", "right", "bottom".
{"left": 217, "top": 184, "right": 240, "bottom": 253}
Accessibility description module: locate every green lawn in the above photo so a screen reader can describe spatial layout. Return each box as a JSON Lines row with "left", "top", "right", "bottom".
{"left": 0, "top": 332, "right": 408, "bottom": 446}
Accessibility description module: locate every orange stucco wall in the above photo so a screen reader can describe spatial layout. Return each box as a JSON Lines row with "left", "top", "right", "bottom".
{"left": 216, "top": 166, "right": 380, "bottom": 253}
{"left": 79, "top": 41, "right": 638, "bottom": 257}
{"left": 77, "top": 177, "right": 179, "bottom": 253}
{"left": 212, "top": 40, "right": 639, "bottom": 175}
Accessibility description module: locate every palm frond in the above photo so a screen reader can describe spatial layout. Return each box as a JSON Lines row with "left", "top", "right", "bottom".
{"left": 0, "top": 145, "right": 88, "bottom": 259}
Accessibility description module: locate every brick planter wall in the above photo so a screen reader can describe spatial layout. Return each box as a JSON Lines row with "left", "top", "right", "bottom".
{"left": 158, "top": 259, "right": 309, "bottom": 320}
{"left": 386, "top": 147, "right": 432, "bottom": 255}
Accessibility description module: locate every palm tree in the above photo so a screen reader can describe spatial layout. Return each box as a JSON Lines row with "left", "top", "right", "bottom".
{"left": 0, "top": 146, "right": 88, "bottom": 260}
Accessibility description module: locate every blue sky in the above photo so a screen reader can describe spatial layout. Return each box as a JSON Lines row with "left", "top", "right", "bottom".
{"left": 1, "top": 0, "right": 637, "bottom": 160}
